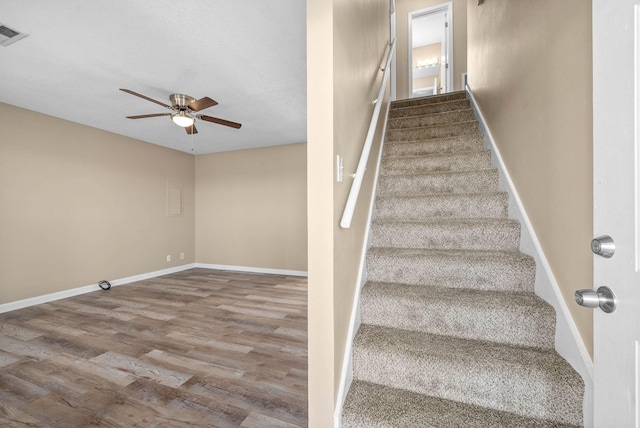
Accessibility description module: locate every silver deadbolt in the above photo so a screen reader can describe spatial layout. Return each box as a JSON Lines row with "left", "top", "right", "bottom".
{"left": 591, "top": 235, "right": 615, "bottom": 258}
{"left": 574, "top": 286, "right": 617, "bottom": 313}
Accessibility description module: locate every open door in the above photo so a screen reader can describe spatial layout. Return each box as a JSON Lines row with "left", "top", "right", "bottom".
{"left": 590, "top": 0, "right": 640, "bottom": 425}
{"left": 408, "top": 2, "right": 452, "bottom": 97}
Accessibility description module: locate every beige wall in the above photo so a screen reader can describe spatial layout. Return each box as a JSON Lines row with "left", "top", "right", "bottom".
{"left": 307, "top": 0, "right": 336, "bottom": 423}
{"left": 195, "top": 143, "right": 307, "bottom": 272}
{"left": 396, "top": 0, "right": 467, "bottom": 98}
{"left": 307, "top": 0, "right": 390, "bottom": 425}
{"left": 0, "top": 103, "right": 306, "bottom": 307}
{"left": 466, "top": 0, "right": 593, "bottom": 355}
{"left": 0, "top": 103, "right": 195, "bottom": 304}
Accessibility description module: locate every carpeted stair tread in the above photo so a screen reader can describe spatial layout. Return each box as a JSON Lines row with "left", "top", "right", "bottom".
{"left": 352, "top": 325, "right": 584, "bottom": 426}
{"left": 370, "top": 218, "right": 520, "bottom": 251}
{"left": 342, "top": 381, "right": 580, "bottom": 428}
{"left": 377, "top": 169, "right": 499, "bottom": 196}
{"left": 360, "top": 282, "right": 555, "bottom": 349}
{"left": 375, "top": 192, "right": 509, "bottom": 220}
{"left": 387, "top": 108, "right": 476, "bottom": 129}
{"left": 366, "top": 247, "right": 536, "bottom": 292}
{"left": 381, "top": 150, "right": 492, "bottom": 175}
{"left": 389, "top": 98, "right": 472, "bottom": 119}
{"left": 386, "top": 120, "right": 479, "bottom": 142}
{"left": 391, "top": 91, "right": 468, "bottom": 109}
{"left": 383, "top": 134, "right": 485, "bottom": 157}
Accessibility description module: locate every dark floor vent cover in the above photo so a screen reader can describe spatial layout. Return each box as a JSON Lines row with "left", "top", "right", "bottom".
{"left": 98, "top": 280, "right": 111, "bottom": 290}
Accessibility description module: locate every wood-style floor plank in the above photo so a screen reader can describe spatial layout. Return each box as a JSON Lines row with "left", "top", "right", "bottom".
{"left": 0, "top": 268, "right": 308, "bottom": 427}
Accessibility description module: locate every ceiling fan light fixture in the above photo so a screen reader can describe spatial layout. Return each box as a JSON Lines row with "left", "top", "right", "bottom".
{"left": 172, "top": 111, "right": 195, "bottom": 127}
{"left": 121, "top": 89, "right": 241, "bottom": 133}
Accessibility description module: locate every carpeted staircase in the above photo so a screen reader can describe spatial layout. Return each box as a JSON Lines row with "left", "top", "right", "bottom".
{"left": 341, "top": 91, "right": 584, "bottom": 427}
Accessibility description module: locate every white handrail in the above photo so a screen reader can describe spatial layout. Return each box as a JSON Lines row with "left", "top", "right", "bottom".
{"left": 340, "top": 39, "right": 396, "bottom": 229}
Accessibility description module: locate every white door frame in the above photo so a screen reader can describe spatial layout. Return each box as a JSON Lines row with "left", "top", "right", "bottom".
{"left": 407, "top": 2, "right": 453, "bottom": 97}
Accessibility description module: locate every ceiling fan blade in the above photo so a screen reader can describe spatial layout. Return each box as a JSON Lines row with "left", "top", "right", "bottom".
{"left": 188, "top": 97, "right": 218, "bottom": 112}
{"left": 126, "top": 113, "right": 172, "bottom": 119}
{"left": 185, "top": 124, "right": 198, "bottom": 135}
{"left": 120, "top": 89, "right": 172, "bottom": 109}
{"left": 198, "top": 114, "right": 242, "bottom": 129}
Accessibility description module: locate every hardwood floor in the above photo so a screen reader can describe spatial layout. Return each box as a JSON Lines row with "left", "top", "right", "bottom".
{"left": 0, "top": 268, "right": 308, "bottom": 427}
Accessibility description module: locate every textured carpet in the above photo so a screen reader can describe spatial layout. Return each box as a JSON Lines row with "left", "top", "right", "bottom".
{"left": 342, "top": 91, "right": 584, "bottom": 427}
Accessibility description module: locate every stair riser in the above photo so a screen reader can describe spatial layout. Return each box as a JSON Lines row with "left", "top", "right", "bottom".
{"left": 377, "top": 170, "right": 499, "bottom": 196}
{"left": 360, "top": 285, "right": 555, "bottom": 349}
{"left": 343, "top": 381, "right": 579, "bottom": 428}
{"left": 381, "top": 152, "right": 492, "bottom": 175}
{"left": 352, "top": 338, "right": 582, "bottom": 426}
{"left": 384, "top": 136, "right": 485, "bottom": 157}
{"left": 388, "top": 109, "right": 476, "bottom": 130}
{"left": 387, "top": 121, "right": 479, "bottom": 142}
{"left": 389, "top": 98, "right": 471, "bottom": 118}
{"left": 366, "top": 252, "right": 536, "bottom": 292}
{"left": 370, "top": 221, "right": 520, "bottom": 251}
{"left": 391, "top": 92, "right": 467, "bottom": 109}
{"left": 375, "top": 194, "right": 509, "bottom": 221}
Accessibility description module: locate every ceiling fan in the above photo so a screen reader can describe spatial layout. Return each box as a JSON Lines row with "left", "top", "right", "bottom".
{"left": 119, "top": 88, "right": 242, "bottom": 135}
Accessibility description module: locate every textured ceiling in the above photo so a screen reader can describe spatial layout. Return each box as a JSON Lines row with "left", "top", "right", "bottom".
{"left": 0, "top": 1, "right": 307, "bottom": 154}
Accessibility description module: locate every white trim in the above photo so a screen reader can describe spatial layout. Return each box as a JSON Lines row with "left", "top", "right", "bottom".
{"left": 194, "top": 263, "right": 307, "bottom": 277}
{"left": 444, "top": 5, "right": 453, "bottom": 93}
{"left": 0, "top": 263, "right": 307, "bottom": 315}
{"left": 637, "top": 12, "right": 640, "bottom": 428}
{"left": 0, "top": 263, "right": 196, "bottom": 314}
{"left": 466, "top": 84, "right": 594, "bottom": 426}
{"left": 635, "top": 3, "right": 640, "bottom": 273}
{"left": 334, "top": 93, "right": 393, "bottom": 428}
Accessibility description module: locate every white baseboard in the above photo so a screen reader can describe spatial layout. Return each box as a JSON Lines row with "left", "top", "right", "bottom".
{"left": 333, "top": 97, "right": 392, "bottom": 428}
{"left": 194, "top": 263, "right": 308, "bottom": 277}
{"left": 466, "top": 84, "right": 594, "bottom": 428}
{"left": 0, "top": 263, "right": 197, "bottom": 314}
{"left": 0, "top": 263, "right": 307, "bottom": 315}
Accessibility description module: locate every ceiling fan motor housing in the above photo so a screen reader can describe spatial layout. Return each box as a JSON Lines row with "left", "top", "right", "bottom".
{"left": 170, "top": 93, "right": 196, "bottom": 110}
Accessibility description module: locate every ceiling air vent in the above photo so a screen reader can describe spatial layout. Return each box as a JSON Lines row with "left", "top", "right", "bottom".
{"left": 0, "top": 24, "right": 28, "bottom": 47}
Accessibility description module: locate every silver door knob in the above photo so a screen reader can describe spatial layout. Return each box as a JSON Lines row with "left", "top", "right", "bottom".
{"left": 575, "top": 286, "right": 617, "bottom": 313}
{"left": 591, "top": 235, "right": 615, "bottom": 258}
